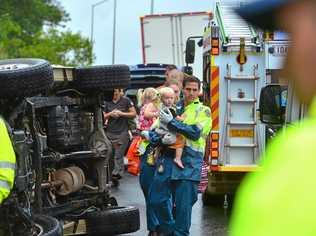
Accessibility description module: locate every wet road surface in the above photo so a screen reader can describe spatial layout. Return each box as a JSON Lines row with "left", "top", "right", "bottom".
{"left": 111, "top": 173, "right": 230, "bottom": 236}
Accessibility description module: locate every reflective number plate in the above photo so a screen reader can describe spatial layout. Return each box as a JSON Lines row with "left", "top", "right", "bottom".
{"left": 230, "top": 129, "right": 254, "bottom": 137}
{"left": 273, "top": 45, "right": 288, "bottom": 56}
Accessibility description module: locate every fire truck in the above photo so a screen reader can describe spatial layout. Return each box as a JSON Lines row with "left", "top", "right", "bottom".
{"left": 186, "top": 2, "right": 268, "bottom": 204}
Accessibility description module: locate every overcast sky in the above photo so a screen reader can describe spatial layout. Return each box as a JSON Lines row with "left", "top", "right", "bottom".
{"left": 61, "top": 0, "right": 218, "bottom": 65}
{"left": 61, "top": 1, "right": 250, "bottom": 66}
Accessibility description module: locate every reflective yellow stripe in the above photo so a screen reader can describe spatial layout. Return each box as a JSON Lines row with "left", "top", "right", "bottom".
{"left": 0, "top": 180, "right": 11, "bottom": 190}
{"left": 195, "top": 106, "right": 202, "bottom": 119}
{"left": 0, "top": 162, "right": 15, "bottom": 169}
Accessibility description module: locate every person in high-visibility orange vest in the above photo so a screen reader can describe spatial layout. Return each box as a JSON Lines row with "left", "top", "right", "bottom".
{"left": 0, "top": 118, "right": 16, "bottom": 204}
{"left": 230, "top": 1, "right": 316, "bottom": 235}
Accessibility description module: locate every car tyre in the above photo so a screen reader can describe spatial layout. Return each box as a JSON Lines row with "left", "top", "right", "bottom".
{"left": 73, "top": 65, "right": 131, "bottom": 92}
{"left": 85, "top": 206, "right": 140, "bottom": 235}
{"left": 0, "top": 58, "right": 53, "bottom": 98}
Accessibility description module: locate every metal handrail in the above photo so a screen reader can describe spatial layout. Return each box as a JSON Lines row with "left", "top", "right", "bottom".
{"left": 215, "top": 1, "right": 259, "bottom": 46}
{"left": 215, "top": 2, "right": 228, "bottom": 44}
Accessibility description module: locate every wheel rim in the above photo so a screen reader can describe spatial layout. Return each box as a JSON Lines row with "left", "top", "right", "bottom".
{"left": 0, "top": 63, "right": 31, "bottom": 71}
{"left": 34, "top": 223, "right": 44, "bottom": 236}
{"left": 108, "top": 197, "right": 118, "bottom": 206}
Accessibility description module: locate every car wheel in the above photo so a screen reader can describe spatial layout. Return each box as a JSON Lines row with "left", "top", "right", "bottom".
{"left": 85, "top": 206, "right": 140, "bottom": 235}
{"left": 73, "top": 65, "right": 130, "bottom": 92}
{"left": 0, "top": 58, "right": 53, "bottom": 98}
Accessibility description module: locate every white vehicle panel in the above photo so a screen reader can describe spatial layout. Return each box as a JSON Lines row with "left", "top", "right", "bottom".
{"left": 229, "top": 80, "right": 255, "bottom": 99}
{"left": 217, "top": 53, "right": 266, "bottom": 166}
{"left": 265, "top": 41, "right": 289, "bottom": 70}
{"left": 178, "top": 14, "right": 210, "bottom": 78}
{"left": 230, "top": 103, "right": 255, "bottom": 123}
{"left": 141, "top": 13, "right": 211, "bottom": 79}
{"left": 142, "top": 17, "right": 175, "bottom": 64}
{"left": 228, "top": 148, "right": 254, "bottom": 165}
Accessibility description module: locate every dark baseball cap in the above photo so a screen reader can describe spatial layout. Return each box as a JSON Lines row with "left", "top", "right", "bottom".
{"left": 235, "top": 0, "right": 296, "bottom": 30}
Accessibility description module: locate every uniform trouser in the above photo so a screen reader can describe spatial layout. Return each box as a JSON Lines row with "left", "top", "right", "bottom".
{"left": 107, "top": 132, "right": 129, "bottom": 176}
{"left": 149, "top": 156, "right": 175, "bottom": 235}
{"left": 139, "top": 151, "right": 159, "bottom": 231}
{"left": 172, "top": 180, "right": 198, "bottom": 236}
{"left": 149, "top": 156, "right": 199, "bottom": 236}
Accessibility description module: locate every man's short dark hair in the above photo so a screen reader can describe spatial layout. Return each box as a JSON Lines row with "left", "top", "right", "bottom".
{"left": 183, "top": 75, "right": 201, "bottom": 89}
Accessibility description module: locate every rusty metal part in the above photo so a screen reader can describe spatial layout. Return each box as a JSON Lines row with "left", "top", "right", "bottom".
{"left": 41, "top": 180, "right": 63, "bottom": 189}
{"left": 51, "top": 167, "right": 85, "bottom": 196}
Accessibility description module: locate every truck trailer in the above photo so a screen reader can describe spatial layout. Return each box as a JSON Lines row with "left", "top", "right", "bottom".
{"left": 140, "top": 11, "right": 212, "bottom": 79}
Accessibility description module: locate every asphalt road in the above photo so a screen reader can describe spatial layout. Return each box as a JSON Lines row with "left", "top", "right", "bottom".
{"left": 111, "top": 172, "right": 231, "bottom": 236}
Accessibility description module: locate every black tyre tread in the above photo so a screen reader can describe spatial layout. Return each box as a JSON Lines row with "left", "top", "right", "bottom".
{"left": 85, "top": 206, "right": 140, "bottom": 235}
{"left": 0, "top": 58, "right": 53, "bottom": 98}
{"left": 73, "top": 65, "right": 131, "bottom": 91}
{"left": 33, "top": 214, "right": 63, "bottom": 236}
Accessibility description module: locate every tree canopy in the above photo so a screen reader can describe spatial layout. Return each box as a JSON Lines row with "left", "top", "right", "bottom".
{"left": 0, "top": 0, "right": 94, "bottom": 66}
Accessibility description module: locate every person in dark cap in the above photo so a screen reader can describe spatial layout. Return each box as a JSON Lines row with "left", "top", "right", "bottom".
{"left": 230, "top": 1, "right": 316, "bottom": 235}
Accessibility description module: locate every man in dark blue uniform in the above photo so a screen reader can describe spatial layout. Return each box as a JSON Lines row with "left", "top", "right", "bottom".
{"left": 149, "top": 76, "right": 211, "bottom": 236}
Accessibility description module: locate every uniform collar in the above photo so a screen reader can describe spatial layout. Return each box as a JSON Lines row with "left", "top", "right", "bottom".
{"left": 176, "top": 98, "right": 200, "bottom": 114}
{"left": 185, "top": 98, "right": 200, "bottom": 108}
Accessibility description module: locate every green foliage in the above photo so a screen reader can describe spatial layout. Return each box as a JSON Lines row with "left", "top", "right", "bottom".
{"left": 0, "top": 0, "right": 94, "bottom": 66}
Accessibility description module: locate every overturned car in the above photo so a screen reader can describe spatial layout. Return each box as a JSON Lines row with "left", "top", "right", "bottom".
{"left": 0, "top": 58, "right": 140, "bottom": 236}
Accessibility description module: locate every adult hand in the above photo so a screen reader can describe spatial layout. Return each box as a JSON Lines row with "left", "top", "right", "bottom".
{"left": 159, "top": 109, "right": 173, "bottom": 124}
{"left": 110, "top": 110, "right": 120, "bottom": 118}
{"left": 114, "top": 109, "right": 124, "bottom": 117}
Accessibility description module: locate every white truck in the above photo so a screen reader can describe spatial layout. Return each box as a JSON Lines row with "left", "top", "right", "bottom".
{"left": 184, "top": 2, "right": 289, "bottom": 204}
{"left": 140, "top": 11, "right": 212, "bottom": 79}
